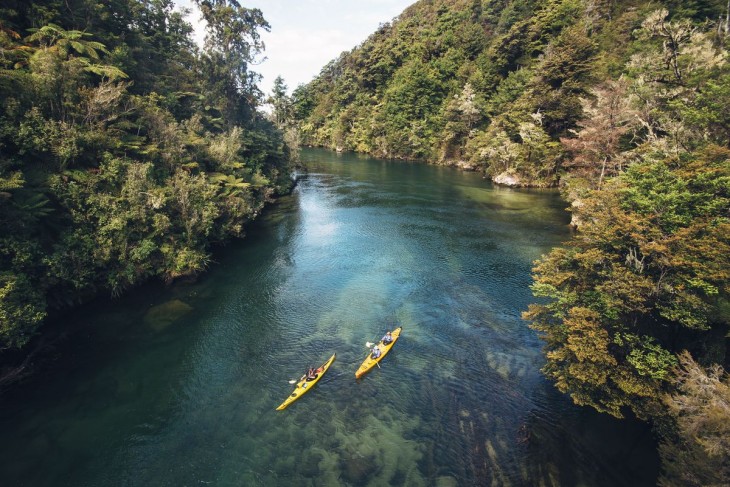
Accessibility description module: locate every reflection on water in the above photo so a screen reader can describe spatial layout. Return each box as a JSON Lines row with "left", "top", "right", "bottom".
{"left": 0, "top": 149, "right": 658, "bottom": 486}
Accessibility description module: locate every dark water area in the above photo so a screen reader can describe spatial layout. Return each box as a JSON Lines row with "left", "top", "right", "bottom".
{"left": 0, "top": 149, "right": 659, "bottom": 486}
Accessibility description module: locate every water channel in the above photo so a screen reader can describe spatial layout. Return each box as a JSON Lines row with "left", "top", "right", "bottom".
{"left": 0, "top": 149, "right": 659, "bottom": 486}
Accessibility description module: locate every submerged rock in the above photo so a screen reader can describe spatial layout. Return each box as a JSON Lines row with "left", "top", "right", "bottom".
{"left": 339, "top": 451, "right": 378, "bottom": 484}
{"left": 435, "top": 476, "right": 459, "bottom": 487}
{"left": 144, "top": 299, "right": 193, "bottom": 331}
{"left": 300, "top": 450, "right": 323, "bottom": 478}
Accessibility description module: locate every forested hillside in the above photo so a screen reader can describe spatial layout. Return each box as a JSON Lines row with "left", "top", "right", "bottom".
{"left": 290, "top": 1, "right": 730, "bottom": 484}
{"left": 291, "top": 0, "right": 728, "bottom": 184}
{"left": 0, "top": 0, "right": 293, "bottom": 355}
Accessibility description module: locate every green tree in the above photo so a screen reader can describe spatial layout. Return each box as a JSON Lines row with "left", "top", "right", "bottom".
{"left": 195, "top": 0, "right": 269, "bottom": 125}
{"left": 268, "top": 75, "right": 292, "bottom": 129}
{"left": 0, "top": 272, "right": 46, "bottom": 350}
{"left": 0, "top": 0, "right": 292, "bottom": 353}
{"left": 525, "top": 149, "right": 730, "bottom": 419}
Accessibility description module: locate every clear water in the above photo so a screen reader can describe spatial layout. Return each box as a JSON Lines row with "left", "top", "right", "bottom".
{"left": 0, "top": 149, "right": 658, "bottom": 486}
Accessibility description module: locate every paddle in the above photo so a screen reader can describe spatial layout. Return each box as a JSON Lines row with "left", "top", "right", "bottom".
{"left": 290, "top": 364, "right": 322, "bottom": 384}
{"left": 289, "top": 369, "right": 310, "bottom": 384}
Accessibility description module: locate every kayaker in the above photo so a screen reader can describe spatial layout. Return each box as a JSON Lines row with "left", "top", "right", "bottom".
{"left": 371, "top": 345, "right": 381, "bottom": 359}
{"left": 306, "top": 367, "right": 317, "bottom": 381}
{"left": 381, "top": 331, "right": 393, "bottom": 344}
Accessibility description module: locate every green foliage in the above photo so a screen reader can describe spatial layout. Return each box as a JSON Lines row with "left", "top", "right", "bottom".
{"left": 0, "top": 0, "right": 294, "bottom": 350}
{"left": 294, "top": 0, "right": 594, "bottom": 184}
{"left": 526, "top": 146, "right": 729, "bottom": 419}
{"left": 25, "top": 23, "right": 109, "bottom": 59}
{"left": 527, "top": 5, "right": 729, "bottom": 435}
{"left": 485, "top": 68, "right": 532, "bottom": 117}
{"left": 0, "top": 272, "right": 46, "bottom": 349}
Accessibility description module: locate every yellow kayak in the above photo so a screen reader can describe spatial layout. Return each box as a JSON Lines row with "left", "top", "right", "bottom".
{"left": 276, "top": 353, "right": 336, "bottom": 411}
{"left": 355, "top": 327, "right": 402, "bottom": 379}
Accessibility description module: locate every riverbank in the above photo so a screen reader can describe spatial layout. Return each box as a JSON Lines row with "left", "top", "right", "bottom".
{"left": 0, "top": 172, "right": 302, "bottom": 392}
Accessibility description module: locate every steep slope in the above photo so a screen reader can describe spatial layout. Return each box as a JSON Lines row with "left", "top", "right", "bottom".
{"left": 292, "top": 0, "right": 726, "bottom": 186}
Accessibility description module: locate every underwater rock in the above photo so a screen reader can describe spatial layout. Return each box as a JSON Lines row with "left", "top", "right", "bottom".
{"left": 300, "top": 450, "right": 323, "bottom": 478}
{"left": 143, "top": 299, "right": 193, "bottom": 331}
{"left": 435, "top": 476, "right": 459, "bottom": 487}
{"left": 339, "top": 451, "right": 378, "bottom": 484}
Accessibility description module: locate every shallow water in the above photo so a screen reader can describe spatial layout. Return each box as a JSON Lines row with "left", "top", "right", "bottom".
{"left": 0, "top": 149, "right": 658, "bottom": 486}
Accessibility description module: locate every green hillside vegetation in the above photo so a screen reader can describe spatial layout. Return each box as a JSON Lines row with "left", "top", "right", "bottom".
{"left": 290, "top": 0, "right": 730, "bottom": 484}
{"left": 291, "top": 0, "right": 728, "bottom": 185}
{"left": 0, "top": 0, "right": 294, "bottom": 353}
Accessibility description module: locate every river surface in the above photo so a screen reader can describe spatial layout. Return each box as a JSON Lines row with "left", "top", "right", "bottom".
{"left": 0, "top": 149, "right": 658, "bottom": 486}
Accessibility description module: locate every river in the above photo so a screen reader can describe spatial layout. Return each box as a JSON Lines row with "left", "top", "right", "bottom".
{"left": 0, "top": 149, "right": 658, "bottom": 486}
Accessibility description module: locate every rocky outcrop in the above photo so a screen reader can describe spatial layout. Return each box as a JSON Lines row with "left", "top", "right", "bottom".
{"left": 493, "top": 171, "right": 523, "bottom": 187}
{"left": 569, "top": 198, "right": 584, "bottom": 229}
{"left": 452, "top": 160, "right": 478, "bottom": 171}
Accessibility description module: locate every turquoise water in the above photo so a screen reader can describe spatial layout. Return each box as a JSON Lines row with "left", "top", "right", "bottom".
{"left": 0, "top": 149, "right": 658, "bottom": 486}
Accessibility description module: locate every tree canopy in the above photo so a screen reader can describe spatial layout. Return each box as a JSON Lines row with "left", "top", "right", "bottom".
{"left": 0, "top": 0, "right": 294, "bottom": 351}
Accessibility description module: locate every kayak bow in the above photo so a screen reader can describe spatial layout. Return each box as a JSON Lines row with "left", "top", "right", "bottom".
{"left": 355, "top": 327, "right": 402, "bottom": 379}
{"left": 276, "top": 353, "right": 336, "bottom": 411}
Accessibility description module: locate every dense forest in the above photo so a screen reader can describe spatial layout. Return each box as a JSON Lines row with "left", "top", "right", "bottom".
{"left": 283, "top": 0, "right": 730, "bottom": 485}
{"left": 0, "top": 0, "right": 295, "bottom": 362}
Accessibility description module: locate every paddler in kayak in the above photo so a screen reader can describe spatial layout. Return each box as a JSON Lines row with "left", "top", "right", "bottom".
{"left": 381, "top": 331, "right": 393, "bottom": 344}
{"left": 356, "top": 327, "right": 402, "bottom": 379}
{"left": 277, "top": 353, "right": 336, "bottom": 410}
{"left": 306, "top": 366, "right": 318, "bottom": 381}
